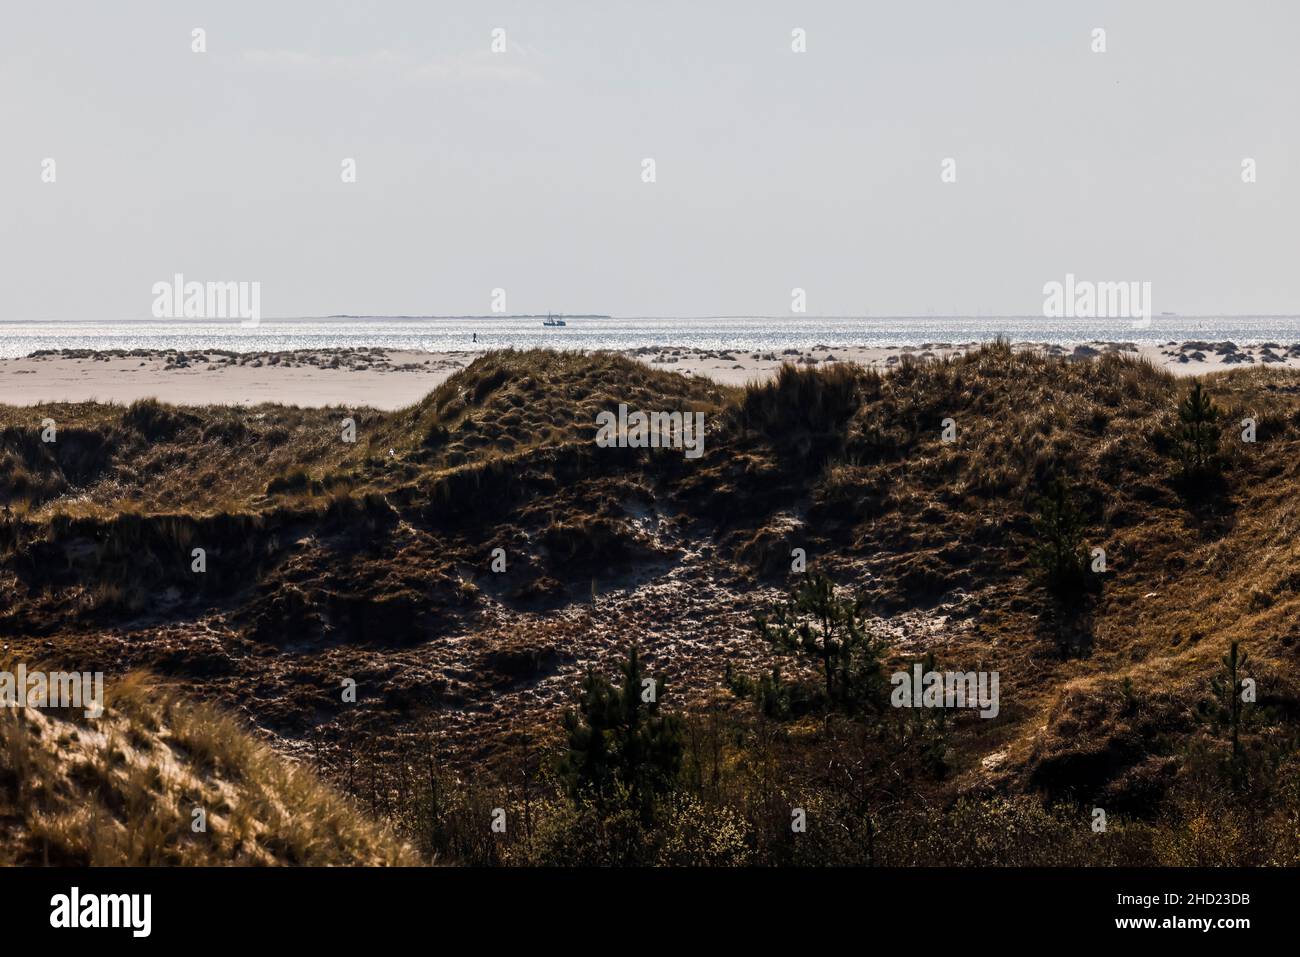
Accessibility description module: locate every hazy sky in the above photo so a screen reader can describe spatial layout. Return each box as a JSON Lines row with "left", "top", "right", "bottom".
{"left": 2, "top": 1, "right": 1297, "bottom": 320}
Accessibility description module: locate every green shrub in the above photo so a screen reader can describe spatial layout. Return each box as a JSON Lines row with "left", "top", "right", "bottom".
{"left": 1174, "top": 380, "right": 1221, "bottom": 480}
{"left": 753, "top": 574, "right": 886, "bottom": 714}
{"left": 1029, "top": 476, "right": 1089, "bottom": 605}
{"left": 557, "top": 648, "right": 684, "bottom": 818}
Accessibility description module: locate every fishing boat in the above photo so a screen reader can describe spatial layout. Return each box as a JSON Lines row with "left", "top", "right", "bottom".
{"left": 543, "top": 314, "right": 567, "bottom": 327}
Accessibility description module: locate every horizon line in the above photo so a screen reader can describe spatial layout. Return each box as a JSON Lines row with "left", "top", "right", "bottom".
{"left": 9, "top": 313, "right": 1300, "bottom": 324}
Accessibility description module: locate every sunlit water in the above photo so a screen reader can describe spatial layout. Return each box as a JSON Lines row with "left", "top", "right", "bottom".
{"left": 3, "top": 315, "right": 1300, "bottom": 360}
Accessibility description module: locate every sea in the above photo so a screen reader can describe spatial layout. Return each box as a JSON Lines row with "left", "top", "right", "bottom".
{"left": 3, "top": 315, "right": 1300, "bottom": 360}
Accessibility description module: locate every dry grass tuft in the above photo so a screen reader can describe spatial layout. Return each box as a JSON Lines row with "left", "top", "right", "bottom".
{"left": 0, "top": 661, "right": 418, "bottom": 866}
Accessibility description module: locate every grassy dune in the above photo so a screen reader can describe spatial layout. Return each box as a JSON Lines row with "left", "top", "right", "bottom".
{"left": 0, "top": 664, "right": 416, "bottom": 865}
{"left": 3, "top": 344, "right": 1300, "bottom": 865}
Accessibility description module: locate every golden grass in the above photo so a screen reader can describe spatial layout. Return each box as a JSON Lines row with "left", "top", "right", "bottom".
{"left": 0, "top": 663, "right": 419, "bottom": 866}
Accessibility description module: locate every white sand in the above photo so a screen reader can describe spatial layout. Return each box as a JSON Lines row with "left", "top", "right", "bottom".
{"left": 0, "top": 342, "right": 1296, "bottom": 410}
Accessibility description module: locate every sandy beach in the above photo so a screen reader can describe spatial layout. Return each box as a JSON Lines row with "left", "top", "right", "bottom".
{"left": 1, "top": 340, "right": 1298, "bottom": 410}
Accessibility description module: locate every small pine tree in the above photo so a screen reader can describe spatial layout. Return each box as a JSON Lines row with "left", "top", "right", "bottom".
{"left": 754, "top": 574, "right": 885, "bottom": 714}
{"left": 909, "top": 651, "right": 949, "bottom": 777}
{"left": 1209, "top": 641, "right": 1250, "bottom": 764}
{"left": 727, "top": 663, "right": 822, "bottom": 719}
{"left": 1030, "top": 477, "right": 1089, "bottom": 605}
{"left": 558, "top": 648, "right": 683, "bottom": 815}
{"left": 1176, "top": 380, "right": 1221, "bottom": 479}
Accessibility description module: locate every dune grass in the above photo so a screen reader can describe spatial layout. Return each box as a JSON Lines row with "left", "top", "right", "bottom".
{"left": 0, "top": 662, "right": 418, "bottom": 866}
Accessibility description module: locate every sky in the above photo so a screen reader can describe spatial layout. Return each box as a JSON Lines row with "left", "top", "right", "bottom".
{"left": 2, "top": 0, "right": 1298, "bottom": 320}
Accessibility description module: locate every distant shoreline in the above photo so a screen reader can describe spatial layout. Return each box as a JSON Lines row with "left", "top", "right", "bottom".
{"left": 16, "top": 314, "right": 1300, "bottom": 322}
{"left": 10, "top": 316, "right": 1300, "bottom": 362}
{"left": 320, "top": 315, "right": 615, "bottom": 320}
{"left": 2, "top": 340, "right": 1298, "bottom": 410}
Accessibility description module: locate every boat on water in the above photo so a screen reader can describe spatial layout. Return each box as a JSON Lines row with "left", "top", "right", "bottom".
{"left": 543, "top": 314, "right": 567, "bottom": 327}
